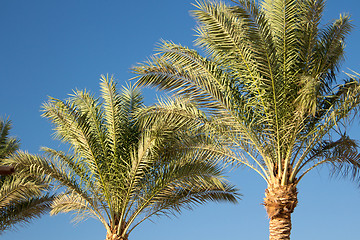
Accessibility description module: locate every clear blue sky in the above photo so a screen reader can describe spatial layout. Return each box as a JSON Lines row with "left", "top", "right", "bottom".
{"left": 1, "top": 0, "right": 360, "bottom": 239}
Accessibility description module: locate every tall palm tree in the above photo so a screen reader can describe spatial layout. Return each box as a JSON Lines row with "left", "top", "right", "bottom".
{"left": 133, "top": 0, "right": 360, "bottom": 239}
{"left": 0, "top": 118, "right": 53, "bottom": 234}
{"left": 7, "top": 76, "right": 238, "bottom": 240}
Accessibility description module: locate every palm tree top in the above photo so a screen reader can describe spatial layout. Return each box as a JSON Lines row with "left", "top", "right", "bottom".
{"left": 134, "top": 0, "right": 360, "bottom": 186}
{"left": 7, "top": 75, "right": 239, "bottom": 240}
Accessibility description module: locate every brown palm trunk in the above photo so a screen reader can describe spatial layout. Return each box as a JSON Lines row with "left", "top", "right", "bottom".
{"left": 263, "top": 183, "right": 298, "bottom": 240}
{"left": 106, "top": 229, "right": 128, "bottom": 240}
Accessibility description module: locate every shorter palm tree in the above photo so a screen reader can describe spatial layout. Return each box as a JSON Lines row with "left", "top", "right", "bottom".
{"left": 8, "top": 76, "right": 239, "bottom": 240}
{"left": 0, "top": 118, "right": 53, "bottom": 234}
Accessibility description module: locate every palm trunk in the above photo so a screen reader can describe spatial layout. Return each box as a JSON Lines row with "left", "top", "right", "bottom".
{"left": 106, "top": 229, "right": 128, "bottom": 240}
{"left": 268, "top": 212, "right": 292, "bottom": 240}
{"left": 263, "top": 183, "right": 298, "bottom": 240}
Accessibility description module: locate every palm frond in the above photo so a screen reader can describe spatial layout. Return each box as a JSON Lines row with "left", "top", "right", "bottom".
{"left": 0, "top": 177, "right": 44, "bottom": 208}
{"left": 50, "top": 192, "right": 106, "bottom": 225}
{"left": 0, "top": 194, "right": 54, "bottom": 234}
{"left": 0, "top": 118, "right": 19, "bottom": 160}
{"left": 296, "top": 135, "right": 360, "bottom": 183}
{"left": 314, "top": 14, "right": 353, "bottom": 87}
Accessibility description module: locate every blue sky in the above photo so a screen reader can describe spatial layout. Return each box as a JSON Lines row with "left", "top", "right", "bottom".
{"left": 1, "top": 0, "right": 360, "bottom": 239}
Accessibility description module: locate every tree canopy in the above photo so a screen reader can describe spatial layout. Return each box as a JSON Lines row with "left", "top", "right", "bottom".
{"left": 7, "top": 76, "right": 239, "bottom": 240}
{"left": 133, "top": 0, "right": 360, "bottom": 239}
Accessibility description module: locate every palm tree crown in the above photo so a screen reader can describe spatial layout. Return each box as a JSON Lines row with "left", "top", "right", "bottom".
{"left": 8, "top": 76, "right": 238, "bottom": 240}
{"left": 133, "top": 0, "right": 360, "bottom": 239}
{"left": 0, "top": 118, "right": 53, "bottom": 234}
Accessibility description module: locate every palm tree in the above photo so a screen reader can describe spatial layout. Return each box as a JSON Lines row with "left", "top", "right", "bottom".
{"left": 133, "top": 0, "right": 360, "bottom": 239}
{"left": 0, "top": 118, "right": 53, "bottom": 234}
{"left": 7, "top": 76, "right": 239, "bottom": 240}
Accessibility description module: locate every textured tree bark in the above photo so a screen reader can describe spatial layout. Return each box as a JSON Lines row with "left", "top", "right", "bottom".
{"left": 268, "top": 213, "right": 292, "bottom": 240}
{"left": 106, "top": 230, "right": 128, "bottom": 240}
{"left": 263, "top": 183, "right": 298, "bottom": 240}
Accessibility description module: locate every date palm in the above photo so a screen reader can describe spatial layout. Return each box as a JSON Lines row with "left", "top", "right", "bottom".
{"left": 7, "top": 76, "right": 238, "bottom": 240}
{"left": 133, "top": 0, "right": 360, "bottom": 239}
{"left": 0, "top": 119, "right": 53, "bottom": 234}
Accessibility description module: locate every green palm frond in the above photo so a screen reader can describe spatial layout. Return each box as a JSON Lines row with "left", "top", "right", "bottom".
{"left": 0, "top": 177, "right": 44, "bottom": 208}
{"left": 297, "top": 0, "right": 324, "bottom": 72}
{"left": 0, "top": 194, "right": 54, "bottom": 234}
{"left": 314, "top": 14, "right": 352, "bottom": 84}
{"left": 50, "top": 192, "right": 101, "bottom": 224}
{"left": 0, "top": 118, "right": 19, "bottom": 159}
